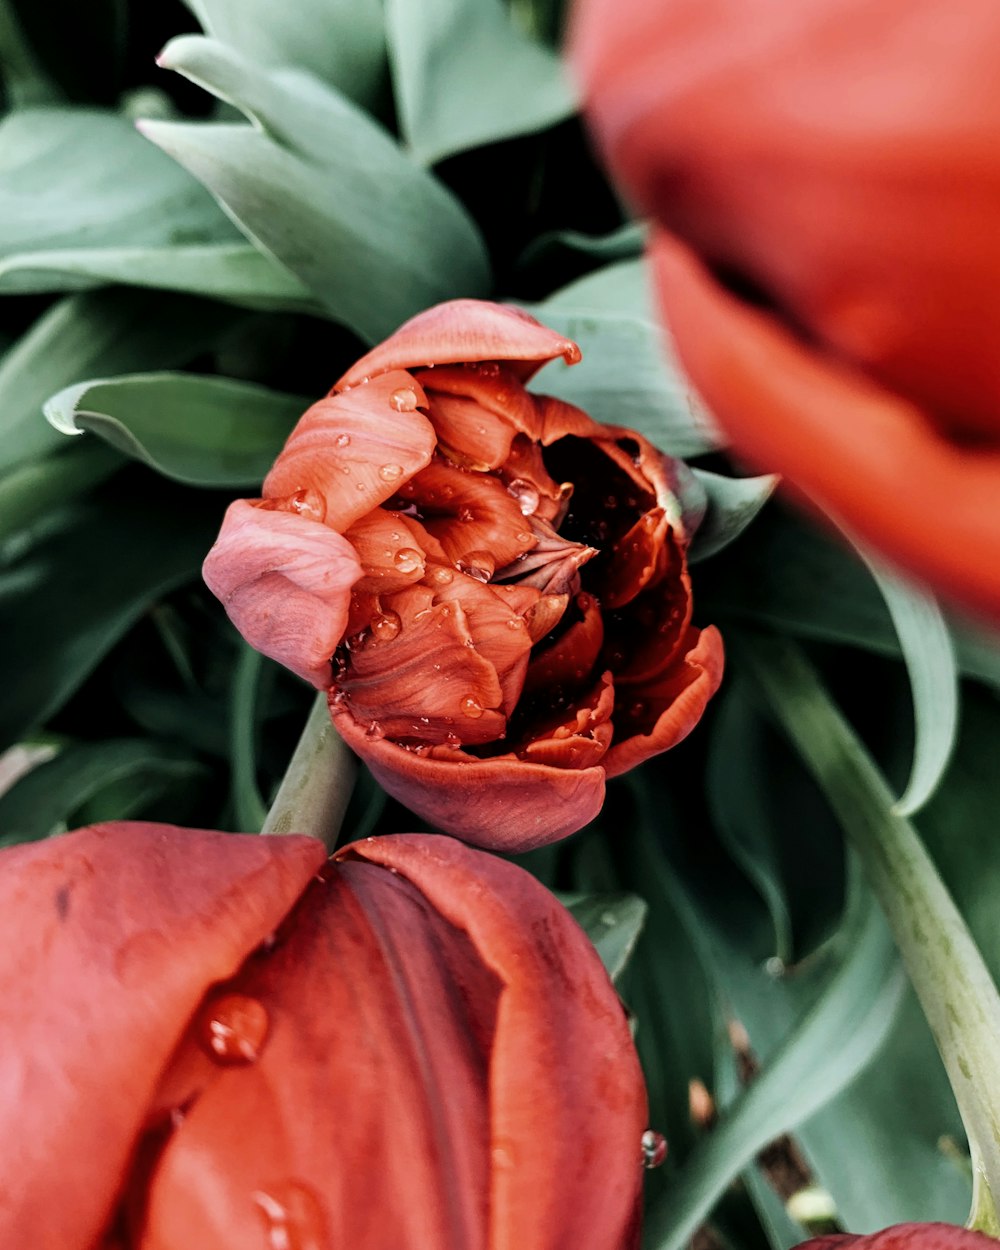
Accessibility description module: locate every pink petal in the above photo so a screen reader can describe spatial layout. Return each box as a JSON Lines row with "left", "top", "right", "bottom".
{"left": 202, "top": 499, "right": 363, "bottom": 688}
{"left": 336, "top": 300, "right": 582, "bottom": 390}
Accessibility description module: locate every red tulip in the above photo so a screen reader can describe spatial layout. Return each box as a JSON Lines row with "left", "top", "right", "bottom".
{"left": 204, "top": 299, "right": 723, "bottom": 850}
{"left": 2, "top": 822, "right": 648, "bottom": 1249}
{"left": 572, "top": 0, "right": 1000, "bottom": 622}
{"left": 796, "top": 1226, "right": 999, "bottom": 1250}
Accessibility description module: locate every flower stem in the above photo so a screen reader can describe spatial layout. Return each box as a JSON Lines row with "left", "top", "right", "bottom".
{"left": 261, "top": 694, "right": 357, "bottom": 851}
{"left": 739, "top": 631, "right": 1000, "bottom": 1230}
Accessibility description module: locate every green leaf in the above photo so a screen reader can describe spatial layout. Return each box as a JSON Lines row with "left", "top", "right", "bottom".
{"left": 689, "top": 469, "right": 778, "bottom": 563}
{"left": 44, "top": 372, "right": 306, "bottom": 487}
{"left": 516, "top": 221, "right": 646, "bottom": 275}
{"left": 857, "top": 552, "right": 959, "bottom": 816}
{"left": 0, "top": 490, "right": 221, "bottom": 749}
{"left": 0, "top": 242, "right": 319, "bottom": 311}
{"left": 386, "top": 0, "right": 575, "bottom": 165}
{"left": 9, "top": 0, "right": 125, "bottom": 106}
{"left": 229, "top": 643, "right": 268, "bottom": 831}
{"left": 528, "top": 261, "right": 720, "bottom": 458}
{"left": 0, "top": 442, "right": 120, "bottom": 556}
{"left": 0, "top": 0, "right": 60, "bottom": 106}
{"left": 646, "top": 876, "right": 904, "bottom": 1250}
{"left": 0, "top": 289, "right": 243, "bottom": 475}
{"left": 145, "top": 37, "right": 491, "bottom": 343}
{"left": 0, "top": 738, "right": 208, "bottom": 847}
{"left": 0, "top": 108, "right": 236, "bottom": 265}
{"left": 186, "top": 0, "right": 386, "bottom": 107}
{"left": 558, "top": 891, "right": 648, "bottom": 983}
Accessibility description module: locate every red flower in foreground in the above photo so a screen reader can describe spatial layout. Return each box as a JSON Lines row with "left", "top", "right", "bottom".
{"left": 2, "top": 823, "right": 647, "bottom": 1250}
{"left": 797, "top": 1226, "right": 998, "bottom": 1250}
{"left": 204, "top": 300, "right": 723, "bottom": 850}
{"left": 572, "top": 0, "right": 1000, "bottom": 622}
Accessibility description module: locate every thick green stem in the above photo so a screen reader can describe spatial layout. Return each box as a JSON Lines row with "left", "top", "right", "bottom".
{"left": 261, "top": 694, "right": 357, "bottom": 851}
{"left": 740, "top": 632, "right": 1000, "bottom": 1230}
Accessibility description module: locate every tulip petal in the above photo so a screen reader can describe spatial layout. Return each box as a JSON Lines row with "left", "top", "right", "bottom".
{"left": 523, "top": 590, "right": 604, "bottom": 696}
{"left": 203, "top": 499, "right": 363, "bottom": 688}
{"left": 651, "top": 230, "right": 1000, "bottom": 622}
{"left": 344, "top": 508, "right": 429, "bottom": 593}
{"left": 604, "top": 625, "right": 725, "bottom": 777}
{"left": 0, "top": 822, "right": 325, "bottom": 1250}
{"left": 795, "top": 1226, "right": 1000, "bottom": 1250}
{"left": 336, "top": 299, "right": 582, "bottom": 390}
{"left": 415, "top": 363, "right": 541, "bottom": 468}
{"left": 332, "top": 703, "right": 608, "bottom": 850}
{"left": 347, "top": 834, "right": 647, "bottom": 1250}
{"left": 519, "top": 671, "right": 616, "bottom": 770}
{"left": 263, "top": 371, "right": 436, "bottom": 533}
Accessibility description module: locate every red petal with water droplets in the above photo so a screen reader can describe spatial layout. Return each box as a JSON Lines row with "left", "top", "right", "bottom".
{"left": 601, "top": 507, "right": 669, "bottom": 610}
{"left": 520, "top": 672, "right": 616, "bottom": 770}
{"left": 533, "top": 393, "right": 602, "bottom": 444}
{"left": 604, "top": 626, "right": 725, "bottom": 777}
{"left": 415, "top": 363, "right": 541, "bottom": 468}
{"left": 202, "top": 500, "right": 363, "bottom": 688}
{"left": 795, "top": 1226, "right": 1000, "bottom": 1250}
{"left": 424, "top": 388, "right": 517, "bottom": 470}
{"left": 344, "top": 509, "right": 429, "bottom": 593}
{"left": 338, "top": 584, "right": 506, "bottom": 744}
{"left": 263, "top": 371, "right": 435, "bottom": 533}
{"left": 499, "top": 436, "right": 568, "bottom": 524}
{"left": 0, "top": 822, "right": 325, "bottom": 1250}
{"left": 335, "top": 300, "right": 582, "bottom": 390}
{"left": 346, "top": 835, "right": 647, "bottom": 1250}
{"left": 332, "top": 704, "right": 608, "bottom": 851}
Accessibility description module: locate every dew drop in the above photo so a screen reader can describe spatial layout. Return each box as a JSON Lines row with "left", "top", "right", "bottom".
{"left": 458, "top": 505, "right": 475, "bottom": 523}
{"left": 355, "top": 482, "right": 366, "bottom": 491}
{"left": 390, "top": 386, "right": 418, "bottom": 412}
{"left": 379, "top": 463, "right": 404, "bottom": 483}
{"left": 365, "top": 720, "right": 385, "bottom": 740}
{"left": 254, "top": 1181, "right": 327, "bottom": 1250}
{"left": 344, "top": 629, "right": 369, "bottom": 652}
{"left": 199, "top": 993, "right": 269, "bottom": 1065}
{"left": 506, "top": 617, "right": 523, "bottom": 630}
{"left": 444, "top": 731, "right": 461, "bottom": 747}
{"left": 641, "top": 1129, "right": 668, "bottom": 1170}
{"left": 506, "top": 478, "right": 540, "bottom": 516}
{"left": 457, "top": 550, "right": 494, "bottom": 583}
{"left": 430, "top": 566, "right": 454, "bottom": 585}
{"left": 340, "top": 464, "right": 351, "bottom": 475}
{"left": 371, "top": 610, "right": 402, "bottom": 642}
{"left": 461, "top": 694, "right": 484, "bottom": 719}
{"left": 393, "top": 547, "right": 423, "bottom": 574}
{"left": 335, "top": 432, "right": 351, "bottom": 448}
{"left": 516, "top": 531, "right": 533, "bottom": 545}
{"left": 287, "top": 488, "right": 326, "bottom": 523}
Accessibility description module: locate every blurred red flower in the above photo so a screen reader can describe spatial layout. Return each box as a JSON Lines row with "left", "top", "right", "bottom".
{"left": 2, "top": 822, "right": 648, "bottom": 1250}
{"left": 797, "top": 1225, "right": 999, "bottom": 1250}
{"left": 204, "top": 300, "right": 722, "bottom": 850}
{"left": 573, "top": 0, "right": 1000, "bottom": 621}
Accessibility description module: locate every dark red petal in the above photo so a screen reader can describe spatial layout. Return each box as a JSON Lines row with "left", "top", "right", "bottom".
{"left": 533, "top": 392, "right": 603, "bottom": 444}
{"left": 520, "top": 671, "right": 616, "bottom": 770}
{"left": 344, "top": 834, "right": 648, "bottom": 1249}
{"left": 336, "top": 584, "right": 506, "bottom": 745}
{"left": 335, "top": 300, "right": 581, "bottom": 390}
{"left": 600, "top": 507, "right": 669, "bottom": 609}
{"left": 523, "top": 591, "right": 604, "bottom": 696}
{"left": 202, "top": 500, "right": 363, "bottom": 689}
{"left": 138, "top": 854, "right": 496, "bottom": 1249}
{"left": 652, "top": 230, "right": 1000, "bottom": 623}
{"left": 606, "top": 535, "right": 694, "bottom": 687}
{"left": 263, "top": 371, "right": 435, "bottom": 533}
{"left": 332, "top": 703, "right": 607, "bottom": 850}
{"left": 499, "top": 436, "right": 569, "bottom": 525}
{"left": 604, "top": 625, "right": 725, "bottom": 777}
{"left": 795, "top": 1226, "right": 1000, "bottom": 1250}
{"left": 0, "top": 822, "right": 325, "bottom": 1250}
{"left": 423, "top": 388, "right": 517, "bottom": 470}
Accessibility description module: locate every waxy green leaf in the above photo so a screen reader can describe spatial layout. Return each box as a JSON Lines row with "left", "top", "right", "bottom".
{"left": 689, "top": 469, "right": 778, "bottom": 564}
{"left": 559, "top": 891, "right": 648, "bottom": 984}
{"left": 45, "top": 372, "right": 306, "bottom": 487}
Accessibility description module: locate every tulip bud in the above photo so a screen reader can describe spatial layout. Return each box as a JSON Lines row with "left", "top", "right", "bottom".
{"left": 204, "top": 300, "right": 723, "bottom": 850}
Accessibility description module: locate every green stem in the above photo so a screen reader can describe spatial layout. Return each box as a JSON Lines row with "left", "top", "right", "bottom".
{"left": 261, "top": 694, "right": 357, "bottom": 851}
{"left": 739, "top": 632, "right": 1000, "bottom": 1231}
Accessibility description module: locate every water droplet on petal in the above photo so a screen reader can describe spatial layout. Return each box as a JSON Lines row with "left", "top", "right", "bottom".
{"left": 335, "top": 432, "right": 351, "bottom": 448}
{"left": 393, "top": 547, "right": 423, "bottom": 574}
{"left": 506, "top": 478, "right": 540, "bottom": 516}
{"left": 390, "top": 386, "right": 418, "bottom": 412}
{"left": 371, "top": 610, "right": 401, "bottom": 642}
{"left": 516, "top": 531, "right": 533, "bottom": 545}
{"left": 254, "top": 1181, "right": 328, "bottom": 1250}
{"left": 492, "top": 1141, "right": 517, "bottom": 1169}
{"left": 340, "top": 464, "right": 351, "bottom": 475}
{"left": 366, "top": 720, "right": 384, "bottom": 740}
{"left": 430, "top": 566, "right": 454, "bottom": 585}
{"left": 461, "top": 694, "right": 484, "bottom": 719}
{"left": 379, "top": 463, "right": 404, "bottom": 483}
{"left": 345, "top": 629, "right": 369, "bottom": 652}
{"left": 458, "top": 505, "right": 475, "bottom": 523}
{"left": 199, "top": 993, "right": 269, "bottom": 1064}
{"left": 444, "top": 731, "right": 461, "bottom": 747}
{"left": 287, "top": 488, "right": 326, "bottom": 523}
{"left": 641, "top": 1129, "right": 668, "bottom": 1169}
{"left": 506, "top": 617, "right": 523, "bottom": 630}
{"left": 457, "top": 551, "right": 494, "bottom": 583}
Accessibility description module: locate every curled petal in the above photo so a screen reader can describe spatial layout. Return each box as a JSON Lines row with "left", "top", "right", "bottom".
{"left": 203, "top": 500, "right": 363, "bottom": 688}
{"left": 523, "top": 591, "right": 605, "bottom": 696}
{"left": 0, "top": 822, "right": 325, "bottom": 1250}
{"left": 332, "top": 703, "right": 608, "bottom": 851}
{"left": 652, "top": 230, "right": 1000, "bottom": 622}
{"left": 416, "top": 363, "right": 541, "bottom": 468}
{"left": 604, "top": 625, "right": 725, "bottom": 777}
{"left": 600, "top": 507, "right": 669, "bottom": 609}
{"left": 263, "top": 371, "right": 436, "bottom": 532}
{"left": 423, "top": 388, "right": 517, "bottom": 470}
{"left": 533, "top": 393, "right": 602, "bottom": 444}
{"left": 519, "top": 671, "right": 616, "bottom": 770}
{"left": 336, "top": 300, "right": 582, "bottom": 390}
{"left": 609, "top": 543, "right": 694, "bottom": 686}
{"left": 499, "top": 437, "right": 569, "bottom": 525}
{"left": 338, "top": 584, "right": 505, "bottom": 744}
